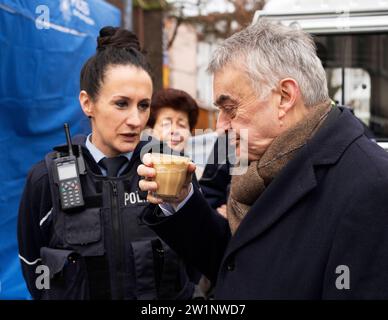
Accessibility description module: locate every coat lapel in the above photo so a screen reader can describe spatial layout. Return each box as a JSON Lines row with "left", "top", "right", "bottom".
{"left": 223, "top": 144, "right": 317, "bottom": 260}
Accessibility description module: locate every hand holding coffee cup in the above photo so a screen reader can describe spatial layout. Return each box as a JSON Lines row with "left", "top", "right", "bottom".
{"left": 137, "top": 153, "right": 196, "bottom": 205}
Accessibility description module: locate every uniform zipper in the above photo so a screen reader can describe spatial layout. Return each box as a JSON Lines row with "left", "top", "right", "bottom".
{"left": 110, "top": 181, "right": 125, "bottom": 299}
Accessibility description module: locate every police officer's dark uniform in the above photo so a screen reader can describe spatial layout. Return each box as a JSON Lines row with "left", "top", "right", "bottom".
{"left": 18, "top": 135, "right": 196, "bottom": 300}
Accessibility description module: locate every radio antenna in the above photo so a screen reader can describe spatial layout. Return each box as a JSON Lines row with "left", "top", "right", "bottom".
{"left": 64, "top": 123, "right": 73, "bottom": 156}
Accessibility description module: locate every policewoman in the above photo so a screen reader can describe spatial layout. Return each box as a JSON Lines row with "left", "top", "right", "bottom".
{"left": 18, "top": 27, "right": 196, "bottom": 300}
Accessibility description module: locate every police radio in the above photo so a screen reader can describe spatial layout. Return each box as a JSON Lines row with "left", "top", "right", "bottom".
{"left": 53, "top": 123, "right": 85, "bottom": 210}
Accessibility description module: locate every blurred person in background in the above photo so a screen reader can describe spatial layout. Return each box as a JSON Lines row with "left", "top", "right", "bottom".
{"left": 147, "top": 88, "right": 198, "bottom": 153}
{"left": 147, "top": 88, "right": 230, "bottom": 219}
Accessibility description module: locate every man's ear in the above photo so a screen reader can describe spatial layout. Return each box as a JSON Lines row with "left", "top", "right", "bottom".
{"left": 278, "top": 78, "right": 300, "bottom": 121}
{"left": 79, "top": 90, "right": 94, "bottom": 118}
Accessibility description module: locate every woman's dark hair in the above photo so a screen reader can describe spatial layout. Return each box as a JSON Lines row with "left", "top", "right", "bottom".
{"left": 80, "top": 26, "right": 152, "bottom": 100}
{"left": 148, "top": 88, "right": 199, "bottom": 131}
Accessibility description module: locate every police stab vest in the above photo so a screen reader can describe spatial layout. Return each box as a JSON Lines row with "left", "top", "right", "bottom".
{"left": 41, "top": 136, "right": 194, "bottom": 300}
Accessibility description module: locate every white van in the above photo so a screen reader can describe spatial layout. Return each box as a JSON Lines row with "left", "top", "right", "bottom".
{"left": 253, "top": 0, "right": 388, "bottom": 148}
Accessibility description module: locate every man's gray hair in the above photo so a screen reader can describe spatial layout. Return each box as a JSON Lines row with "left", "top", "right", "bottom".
{"left": 208, "top": 19, "right": 329, "bottom": 107}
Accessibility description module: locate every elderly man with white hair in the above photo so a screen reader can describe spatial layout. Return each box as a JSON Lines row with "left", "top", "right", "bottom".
{"left": 137, "top": 20, "right": 388, "bottom": 299}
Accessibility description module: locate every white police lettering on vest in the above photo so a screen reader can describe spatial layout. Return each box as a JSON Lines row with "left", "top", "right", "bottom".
{"left": 124, "top": 191, "right": 148, "bottom": 206}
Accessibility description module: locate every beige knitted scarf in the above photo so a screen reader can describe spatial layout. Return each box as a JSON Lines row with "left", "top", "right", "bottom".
{"left": 227, "top": 101, "right": 332, "bottom": 235}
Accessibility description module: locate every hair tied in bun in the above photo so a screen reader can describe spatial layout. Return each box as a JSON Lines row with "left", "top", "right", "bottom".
{"left": 97, "top": 26, "right": 141, "bottom": 53}
{"left": 81, "top": 26, "right": 151, "bottom": 100}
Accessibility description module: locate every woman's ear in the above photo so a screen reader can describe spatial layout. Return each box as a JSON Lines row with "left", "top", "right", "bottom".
{"left": 278, "top": 78, "right": 299, "bottom": 121}
{"left": 79, "top": 90, "right": 94, "bottom": 118}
